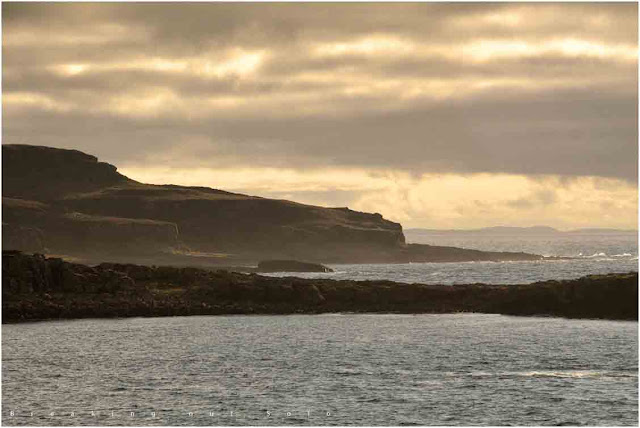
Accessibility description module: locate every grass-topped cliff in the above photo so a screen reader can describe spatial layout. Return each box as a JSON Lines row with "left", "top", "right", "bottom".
{"left": 2, "top": 144, "right": 542, "bottom": 265}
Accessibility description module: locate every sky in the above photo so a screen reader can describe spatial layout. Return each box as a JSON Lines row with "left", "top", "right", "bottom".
{"left": 2, "top": 2, "right": 638, "bottom": 229}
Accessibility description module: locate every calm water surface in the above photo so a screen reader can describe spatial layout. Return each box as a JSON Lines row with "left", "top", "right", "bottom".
{"left": 3, "top": 314, "right": 637, "bottom": 426}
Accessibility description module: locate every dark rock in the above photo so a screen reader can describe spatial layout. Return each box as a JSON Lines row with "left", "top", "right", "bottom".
{"left": 257, "top": 260, "right": 333, "bottom": 272}
{"left": 2, "top": 252, "right": 637, "bottom": 323}
{"left": 2, "top": 222, "right": 45, "bottom": 253}
{"left": 2, "top": 144, "right": 131, "bottom": 201}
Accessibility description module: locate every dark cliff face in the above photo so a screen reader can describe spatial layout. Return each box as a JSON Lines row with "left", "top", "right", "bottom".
{"left": 2, "top": 144, "right": 406, "bottom": 263}
{"left": 61, "top": 185, "right": 405, "bottom": 255}
{"left": 2, "top": 145, "right": 132, "bottom": 201}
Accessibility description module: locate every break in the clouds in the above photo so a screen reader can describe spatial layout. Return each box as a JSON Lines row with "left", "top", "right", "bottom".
{"left": 3, "top": 3, "right": 638, "bottom": 229}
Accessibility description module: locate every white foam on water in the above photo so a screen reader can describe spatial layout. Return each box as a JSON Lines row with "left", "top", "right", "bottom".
{"left": 612, "top": 253, "right": 633, "bottom": 257}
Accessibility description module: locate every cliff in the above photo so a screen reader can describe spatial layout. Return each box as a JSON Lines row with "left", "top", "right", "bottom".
{"left": 2, "top": 145, "right": 542, "bottom": 264}
{"left": 3, "top": 252, "right": 636, "bottom": 322}
{"left": 2, "top": 144, "right": 132, "bottom": 201}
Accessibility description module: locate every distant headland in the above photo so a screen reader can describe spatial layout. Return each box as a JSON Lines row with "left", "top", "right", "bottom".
{"left": 3, "top": 144, "right": 547, "bottom": 267}
{"left": 406, "top": 226, "right": 638, "bottom": 238}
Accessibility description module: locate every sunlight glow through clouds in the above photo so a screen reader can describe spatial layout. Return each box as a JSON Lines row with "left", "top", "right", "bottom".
{"left": 314, "top": 35, "right": 414, "bottom": 56}
{"left": 313, "top": 36, "right": 637, "bottom": 63}
{"left": 106, "top": 89, "right": 185, "bottom": 118}
{"left": 2, "top": 73, "right": 623, "bottom": 120}
{"left": 118, "top": 166, "right": 638, "bottom": 230}
{"left": 205, "top": 50, "right": 265, "bottom": 77}
{"left": 463, "top": 38, "right": 637, "bottom": 62}
{"left": 3, "top": 92, "right": 73, "bottom": 113}
{"left": 60, "top": 64, "right": 88, "bottom": 75}
{"left": 49, "top": 49, "right": 266, "bottom": 78}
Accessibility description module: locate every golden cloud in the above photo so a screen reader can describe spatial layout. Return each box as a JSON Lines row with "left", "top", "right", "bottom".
{"left": 118, "top": 166, "right": 638, "bottom": 230}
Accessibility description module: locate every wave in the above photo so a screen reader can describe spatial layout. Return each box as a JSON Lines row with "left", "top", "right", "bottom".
{"left": 448, "top": 370, "right": 637, "bottom": 379}
{"left": 576, "top": 252, "right": 637, "bottom": 259}
{"left": 518, "top": 371, "right": 607, "bottom": 379}
{"left": 578, "top": 252, "right": 608, "bottom": 258}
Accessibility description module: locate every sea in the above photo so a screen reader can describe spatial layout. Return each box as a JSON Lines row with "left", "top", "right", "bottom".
{"left": 263, "top": 230, "right": 639, "bottom": 285}
{"left": 2, "top": 232, "right": 638, "bottom": 426}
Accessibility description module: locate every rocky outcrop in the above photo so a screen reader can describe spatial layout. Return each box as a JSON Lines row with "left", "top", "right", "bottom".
{"left": 2, "top": 198, "right": 48, "bottom": 252}
{"left": 54, "top": 212, "right": 180, "bottom": 255}
{"left": 2, "top": 144, "right": 132, "bottom": 201}
{"left": 257, "top": 260, "right": 333, "bottom": 273}
{"left": 3, "top": 252, "right": 637, "bottom": 322}
{"left": 2, "top": 197, "right": 180, "bottom": 256}
{"left": 2, "top": 224, "right": 45, "bottom": 253}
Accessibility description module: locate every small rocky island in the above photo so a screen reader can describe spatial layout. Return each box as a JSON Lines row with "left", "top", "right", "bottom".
{"left": 3, "top": 251, "right": 637, "bottom": 323}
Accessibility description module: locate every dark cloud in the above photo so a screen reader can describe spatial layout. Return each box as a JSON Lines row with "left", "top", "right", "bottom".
{"left": 2, "top": 2, "right": 637, "bottom": 182}
{"left": 4, "top": 3, "right": 635, "bottom": 47}
{"left": 4, "top": 84, "right": 636, "bottom": 182}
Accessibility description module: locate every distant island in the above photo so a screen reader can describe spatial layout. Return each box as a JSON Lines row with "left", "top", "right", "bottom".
{"left": 406, "top": 226, "right": 638, "bottom": 238}
{"left": 3, "top": 145, "right": 547, "bottom": 267}
{"left": 3, "top": 251, "right": 637, "bottom": 323}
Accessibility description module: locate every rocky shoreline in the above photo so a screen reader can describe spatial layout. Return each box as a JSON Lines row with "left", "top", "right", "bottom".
{"left": 3, "top": 251, "right": 637, "bottom": 323}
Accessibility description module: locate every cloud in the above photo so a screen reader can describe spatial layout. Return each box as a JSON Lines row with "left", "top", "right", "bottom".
{"left": 2, "top": 3, "right": 637, "bottom": 227}
{"left": 5, "top": 85, "right": 635, "bottom": 181}
{"left": 117, "top": 165, "right": 638, "bottom": 230}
